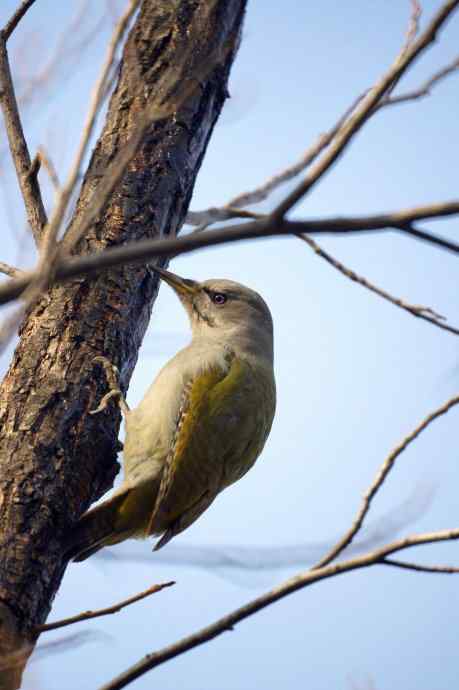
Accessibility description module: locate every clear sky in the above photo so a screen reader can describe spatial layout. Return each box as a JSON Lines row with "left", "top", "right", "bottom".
{"left": 1, "top": 1, "right": 458, "bottom": 689}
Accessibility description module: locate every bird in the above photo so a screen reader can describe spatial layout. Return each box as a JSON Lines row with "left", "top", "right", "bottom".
{"left": 69, "top": 267, "right": 276, "bottom": 561}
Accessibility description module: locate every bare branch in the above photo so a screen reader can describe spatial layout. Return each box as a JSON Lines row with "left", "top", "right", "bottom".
{"left": 36, "top": 147, "right": 60, "bottom": 190}
{"left": 297, "top": 234, "right": 459, "bottom": 336}
{"left": 384, "top": 54, "right": 459, "bottom": 107}
{"left": 99, "top": 527, "right": 459, "bottom": 690}
{"left": 314, "top": 393, "right": 459, "bottom": 569}
{"left": 38, "top": 0, "right": 141, "bottom": 264}
{"left": 398, "top": 223, "right": 459, "bottom": 255}
{"left": 382, "top": 558, "right": 459, "bottom": 574}
{"left": 272, "top": 0, "right": 459, "bottom": 218}
{"left": 186, "top": 94, "right": 365, "bottom": 229}
{"left": 188, "top": 50, "right": 459, "bottom": 230}
{"left": 3, "top": 0, "right": 37, "bottom": 42}
{"left": 37, "top": 581, "right": 174, "bottom": 633}
{"left": 404, "top": 0, "right": 422, "bottom": 51}
{"left": 189, "top": 48, "right": 459, "bottom": 231}
{"left": 186, "top": 206, "right": 261, "bottom": 228}
{"left": 200, "top": 202, "right": 459, "bottom": 245}
{"left": 1, "top": 199, "right": 459, "bottom": 309}
{"left": 0, "top": 30, "right": 47, "bottom": 243}
{"left": 16, "top": 1, "right": 107, "bottom": 110}
{"left": 0, "top": 262, "right": 21, "bottom": 278}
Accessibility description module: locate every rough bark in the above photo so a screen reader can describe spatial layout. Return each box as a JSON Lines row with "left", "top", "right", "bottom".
{"left": 0, "top": 0, "right": 246, "bottom": 684}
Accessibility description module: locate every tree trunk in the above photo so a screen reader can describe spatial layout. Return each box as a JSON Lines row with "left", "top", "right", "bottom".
{"left": 0, "top": 1, "right": 246, "bottom": 685}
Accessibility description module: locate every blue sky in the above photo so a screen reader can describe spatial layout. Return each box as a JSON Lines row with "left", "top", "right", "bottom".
{"left": 1, "top": 1, "right": 459, "bottom": 689}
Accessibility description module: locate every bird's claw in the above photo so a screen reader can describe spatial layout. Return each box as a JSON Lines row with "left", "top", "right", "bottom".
{"left": 91, "top": 356, "right": 130, "bottom": 416}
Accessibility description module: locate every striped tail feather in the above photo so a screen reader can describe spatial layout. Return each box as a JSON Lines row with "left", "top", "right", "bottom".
{"left": 66, "top": 488, "right": 131, "bottom": 562}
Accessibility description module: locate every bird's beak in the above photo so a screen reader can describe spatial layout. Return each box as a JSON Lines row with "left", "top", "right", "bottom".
{"left": 153, "top": 266, "right": 199, "bottom": 299}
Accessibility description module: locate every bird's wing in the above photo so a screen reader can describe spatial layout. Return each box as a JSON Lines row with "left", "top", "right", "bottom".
{"left": 153, "top": 492, "right": 216, "bottom": 550}
{"left": 148, "top": 355, "right": 267, "bottom": 547}
{"left": 147, "top": 363, "right": 230, "bottom": 539}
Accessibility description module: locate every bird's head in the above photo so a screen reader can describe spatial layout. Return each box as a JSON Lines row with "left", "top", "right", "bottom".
{"left": 154, "top": 267, "right": 274, "bottom": 359}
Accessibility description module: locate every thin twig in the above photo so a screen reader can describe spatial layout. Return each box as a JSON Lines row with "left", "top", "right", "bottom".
{"left": 272, "top": 0, "right": 459, "bottom": 218}
{"left": 37, "top": 0, "right": 141, "bottom": 265}
{"left": 36, "top": 147, "right": 60, "bottom": 190}
{"left": 3, "top": 0, "right": 37, "bottom": 42}
{"left": 37, "top": 582, "right": 174, "bottom": 633}
{"left": 297, "top": 234, "right": 459, "bottom": 336}
{"left": 0, "top": 28, "right": 47, "bottom": 243}
{"left": 195, "top": 202, "right": 459, "bottom": 241}
{"left": 186, "top": 93, "right": 366, "bottom": 229}
{"left": 404, "top": 0, "right": 422, "bottom": 51}
{"left": 398, "top": 223, "right": 459, "bottom": 255}
{"left": 384, "top": 54, "right": 459, "bottom": 107}
{"left": 379, "top": 0, "right": 423, "bottom": 105}
{"left": 186, "top": 206, "right": 261, "bottom": 228}
{"left": 314, "top": 393, "right": 459, "bottom": 569}
{"left": 382, "top": 558, "right": 459, "bottom": 574}
{"left": 99, "top": 527, "right": 459, "bottom": 690}
{"left": 17, "top": 1, "right": 107, "bottom": 109}
{"left": 0, "top": 262, "right": 21, "bottom": 278}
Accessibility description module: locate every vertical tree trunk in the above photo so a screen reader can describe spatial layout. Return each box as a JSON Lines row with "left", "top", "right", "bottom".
{"left": 0, "top": 1, "right": 247, "bottom": 685}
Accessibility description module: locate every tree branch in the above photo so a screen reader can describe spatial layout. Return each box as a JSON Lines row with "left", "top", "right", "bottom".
{"left": 34, "top": 147, "right": 60, "bottom": 190}
{"left": 38, "top": 0, "right": 141, "bottom": 264}
{"left": 186, "top": 93, "right": 366, "bottom": 229}
{"left": 272, "top": 0, "right": 459, "bottom": 218}
{"left": 382, "top": 558, "right": 459, "bottom": 574}
{"left": 0, "top": 8, "right": 48, "bottom": 243}
{"left": 403, "top": 0, "right": 422, "bottom": 50}
{"left": 1, "top": 199, "right": 458, "bottom": 309}
{"left": 397, "top": 223, "right": 459, "bottom": 254}
{"left": 99, "top": 527, "right": 459, "bottom": 690}
{"left": 383, "top": 54, "right": 459, "bottom": 107}
{"left": 37, "top": 581, "right": 174, "bottom": 633}
{"left": 0, "top": 263, "right": 21, "bottom": 279}
{"left": 297, "top": 233, "right": 459, "bottom": 336}
{"left": 314, "top": 393, "right": 459, "bottom": 569}
{"left": 188, "top": 51, "right": 459, "bottom": 230}
{"left": 3, "top": 0, "right": 37, "bottom": 42}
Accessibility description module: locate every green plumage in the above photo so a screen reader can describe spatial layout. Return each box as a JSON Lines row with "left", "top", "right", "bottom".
{"left": 68, "top": 272, "right": 276, "bottom": 561}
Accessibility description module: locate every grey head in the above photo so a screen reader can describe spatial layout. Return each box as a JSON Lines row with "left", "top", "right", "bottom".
{"left": 154, "top": 267, "right": 274, "bottom": 361}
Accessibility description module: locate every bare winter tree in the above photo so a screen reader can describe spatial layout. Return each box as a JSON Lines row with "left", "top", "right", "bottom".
{"left": 0, "top": 1, "right": 458, "bottom": 688}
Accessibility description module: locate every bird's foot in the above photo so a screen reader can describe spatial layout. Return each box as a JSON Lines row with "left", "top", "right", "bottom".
{"left": 90, "top": 356, "right": 130, "bottom": 417}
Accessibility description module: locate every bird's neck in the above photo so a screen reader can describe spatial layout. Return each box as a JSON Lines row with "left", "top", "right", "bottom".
{"left": 191, "top": 325, "right": 274, "bottom": 368}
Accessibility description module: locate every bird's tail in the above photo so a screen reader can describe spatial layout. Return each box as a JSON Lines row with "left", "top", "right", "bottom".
{"left": 66, "top": 488, "right": 132, "bottom": 562}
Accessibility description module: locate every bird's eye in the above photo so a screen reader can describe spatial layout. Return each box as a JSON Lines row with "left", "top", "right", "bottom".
{"left": 212, "top": 292, "right": 227, "bottom": 305}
